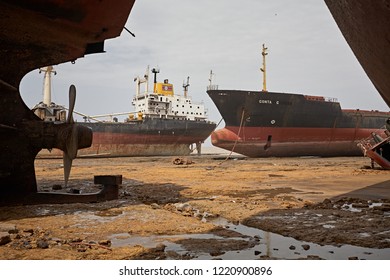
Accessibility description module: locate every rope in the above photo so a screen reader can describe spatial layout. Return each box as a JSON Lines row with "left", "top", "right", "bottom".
{"left": 215, "top": 117, "right": 223, "bottom": 128}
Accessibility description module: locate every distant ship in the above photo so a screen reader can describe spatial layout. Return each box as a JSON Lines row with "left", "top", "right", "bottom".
{"left": 34, "top": 66, "right": 216, "bottom": 157}
{"left": 207, "top": 45, "right": 390, "bottom": 158}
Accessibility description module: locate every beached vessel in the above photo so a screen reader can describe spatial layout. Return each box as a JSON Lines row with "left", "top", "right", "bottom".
{"left": 34, "top": 66, "right": 216, "bottom": 157}
{"left": 0, "top": 0, "right": 136, "bottom": 199}
{"left": 207, "top": 46, "right": 390, "bottom": 157}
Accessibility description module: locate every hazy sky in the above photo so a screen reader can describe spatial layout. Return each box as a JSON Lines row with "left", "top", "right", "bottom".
{"left": 20, "top": 0, "right": 389, "bottom": 137}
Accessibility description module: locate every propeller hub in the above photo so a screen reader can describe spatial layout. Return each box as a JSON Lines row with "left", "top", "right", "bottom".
{"left": 77, "top": 125, "right": 93, "bottom": 149}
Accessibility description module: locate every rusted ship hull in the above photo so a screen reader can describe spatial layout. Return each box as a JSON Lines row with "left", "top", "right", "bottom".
{"left": 208, "top": 89, "right": 390, "bottom": 158}
{"left": 0, "top": 0, "right": 136, "bottom": 198}
{"left": 0, "top": 0, "right": 136, "bottom": 84}
{"left": 39, "top": 119, "right": 216, "bottom": 157}
{"left": 325, "top": 0, "right": 390, "bottom": 107}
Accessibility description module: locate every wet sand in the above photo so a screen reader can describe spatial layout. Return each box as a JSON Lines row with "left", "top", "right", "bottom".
{"left": 0, "top": 151, "right": 389, "bottom": 259}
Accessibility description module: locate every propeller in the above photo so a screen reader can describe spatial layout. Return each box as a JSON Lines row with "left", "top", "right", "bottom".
{"left": 63, "top": 85, "right": 77, "bottom": 187}
{"left": 62, "top": 85, "right": 92, "bottom": 187}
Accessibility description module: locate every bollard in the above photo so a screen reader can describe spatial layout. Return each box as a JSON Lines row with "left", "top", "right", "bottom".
{"left": 94, "top": 175, "right": 122, "bottom": 201}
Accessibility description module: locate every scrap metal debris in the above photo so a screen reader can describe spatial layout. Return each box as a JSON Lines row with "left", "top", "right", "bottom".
{"left": 172, "top": 157, "right": 194, "bottom": 165}
{"left": 358, "top": 121, "right": 390, "bottom": 170}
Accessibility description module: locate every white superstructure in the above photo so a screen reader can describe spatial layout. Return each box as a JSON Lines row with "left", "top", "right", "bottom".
{"left": 132, "top": 67, "right": 208, "bottom": 121}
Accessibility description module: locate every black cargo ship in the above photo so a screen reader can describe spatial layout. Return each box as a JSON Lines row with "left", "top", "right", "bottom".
{"left": 207, "top": 45, "right": 390, "bottom": 157}
{"left": 208, "top": 89, "right": 390, "bottom": 157}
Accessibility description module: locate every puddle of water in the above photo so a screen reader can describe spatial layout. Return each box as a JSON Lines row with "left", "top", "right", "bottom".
{"left": 341, "top": 202, "right": 388, "bottom": 213}
{"left": 110, "top": 232, "right": 226, "bottom": 259}
{"left": 208, "top": 218, "right": 390, "bottom": 260}
{"left": 109, "top": 217, "right": 390, "bottom": 260}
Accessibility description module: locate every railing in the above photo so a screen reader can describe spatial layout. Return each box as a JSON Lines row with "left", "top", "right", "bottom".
{"left": 304, "top": 95, "right": 338, "bottom": 103}
{"left": 207, "top": 85, "right": 219, "bottom": 91}
{"left": 325, "top": 97, "right": 338, "bottom": 103}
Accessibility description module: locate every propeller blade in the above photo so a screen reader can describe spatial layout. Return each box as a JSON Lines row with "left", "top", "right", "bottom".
{"left": 66, "top": 124, "right": 79, "bottom": 159}
{"left": 63, "top": 152, "right": 72, "bottom": 188}
{"left": 63, "top": 84, "right": 77, "bottom": 186}
{"left": 63, "top": 125, "right": 78, "bottom": 187}
{"left": 67, "top": 85, "right": 76, "bottom": 123}
{"left": 62, "top": 124, "right": 93, "bottom": 185}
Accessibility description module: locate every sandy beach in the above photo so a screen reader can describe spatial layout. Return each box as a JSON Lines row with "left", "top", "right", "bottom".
{"left": 0, "top": 149, "right": 389, "bottom": 260}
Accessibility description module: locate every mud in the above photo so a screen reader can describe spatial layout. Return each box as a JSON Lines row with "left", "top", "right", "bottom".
{"left": 0, "top": 154, "right": 389, "bottom": 259}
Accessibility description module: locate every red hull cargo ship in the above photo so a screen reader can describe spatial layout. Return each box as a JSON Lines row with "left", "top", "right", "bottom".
{"left": 207, "top": 46, "right": 390, "bottom": 158}
{"left": 34, "top": 66, "right": 216, "bottom": 157}
{"left": 208, "top": 88, "right": 389, "bottom": 157}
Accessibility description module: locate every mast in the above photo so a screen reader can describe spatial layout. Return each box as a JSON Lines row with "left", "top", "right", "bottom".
{"left": 134, "top": 66, "right": 150, "bottom": 97}
{"left": 39, "top": 66, "right": 56, "bottom": 105}
{"left": 260, "top": 44, "right": 268, "bottom": 92}
{"left": 207, "top": 70, "right": 217, "bottom": 91}
{"left": 151, "top": 67, "right": 160, "bottom": 93}
{"left": 144, "top": 65, "right": 149, "bottom": 93}
{"left": 208, "top": 70, "right": 214, "bottom": 88}
{"left": 183, "top": 76, "right": 190, "bottom": 98}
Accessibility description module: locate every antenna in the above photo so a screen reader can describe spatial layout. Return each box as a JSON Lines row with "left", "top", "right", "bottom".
{"left": 260, "top": 44, "right": 268, "bottom": 92}
{"left": 183, "top": 76, "right": 190, "bottom": 98}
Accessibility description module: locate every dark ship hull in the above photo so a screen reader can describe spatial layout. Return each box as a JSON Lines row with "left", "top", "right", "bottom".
{"left": 39, "top": 119, "right": 216, "bottom": 157}
{"left": 325, "top": 0, "right": 390, "bottom": 108}
{"left": 208, "top": 89, "right": 390, "bottom": 157}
